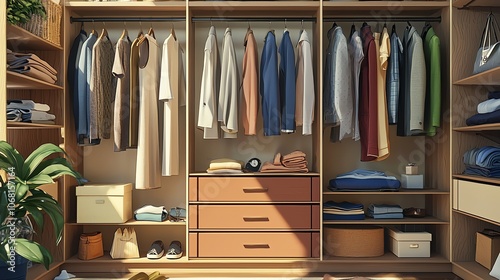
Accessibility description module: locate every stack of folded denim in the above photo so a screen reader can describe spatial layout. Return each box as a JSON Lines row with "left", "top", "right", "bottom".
{"left": 329, "top": 169, "right": 401, "bottom": 191}
{"left": 134, "top": 205, "right": 168, "bottom": 222}
{"left": 466, "top": 91, "right": 500, "bottom": 126}
{"left": 463, "top": 146, "right": 500, "bottom": 178}
{"left": 323, "top": 201, "right": 365, "bottom": 220}
{"left": 366, "top": 204, "right": 403, "bottom": 219}
{"left": 7, "top": 99, "right": 54, "bottom": 124}
{"left": 7, "top": 49, "right": 58, "bottom": 84}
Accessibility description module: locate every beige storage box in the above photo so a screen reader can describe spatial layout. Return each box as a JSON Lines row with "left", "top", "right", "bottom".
{"left": 76, "top": 184, "right": 133, "bottom": 223}
{"left": 476, "top": 231, "right": 500, "bottom": 269}
{"left": 324, "top": 225, "right": 384, "bottom": 257}
{"left": 388, "top": 227, "right": 432, "bottom": 257}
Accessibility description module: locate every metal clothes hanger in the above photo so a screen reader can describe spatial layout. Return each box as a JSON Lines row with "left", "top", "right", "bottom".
{"left": 120, "top": 21, "right": 129, "bottom": 41}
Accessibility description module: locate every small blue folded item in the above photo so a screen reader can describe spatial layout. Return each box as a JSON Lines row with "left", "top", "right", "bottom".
{"left": 368, "top": 204, "right": 403, "bottom": 214}
{"left": 366, "top": 212, "right": 404, "bottom": 219}
{"left": 329, "top": 169, "right": 401, "bottom": 191}
{"left": 323, "top": 213, "right": 365, "bottom": 220}
{"left": 134, "top": 205, "right": 168, "bottom": 222}
{"left": 466, "top": 110, "right": 500, "bottom": 126}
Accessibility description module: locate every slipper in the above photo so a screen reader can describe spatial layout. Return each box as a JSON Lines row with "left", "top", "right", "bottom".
{"left": 148, "top": 271, "right": 166, "bottom": 280}
{"left": 128, "top": 272, "right": 148, "bottom": 280}
{"left": 147, "top": 240, "right": 165, "bottom": 259}
{"left": 165, "top": 240, "right": 183, "bottom": 259}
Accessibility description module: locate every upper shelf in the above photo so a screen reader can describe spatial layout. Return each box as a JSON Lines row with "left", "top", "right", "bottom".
{"left": 7, "top": 24, "right": 62, "bottom": 51}
{"left": 454, "top": 66, "right": 500, "bottom": 85}
{"left": 323, "top": 216, "right": 448, "bottom": 225}
{"left": 323, "top": 1, "right": 448, "bottom": 16}
{"left": 454, "top": 0, "right": 500, "bottom": 9}
{"left": 66, "top": 1, "right": 186, "bottom": 16}
{"left": 323, "top": 189, "right": 449, "bottom": 195}
{"left": 453, "top": 123, "right": 500, "bottom": 132}
{"left": 453, "top": 174, "right": 500, "bottom": 186}
{"left": 190, "top": 172, "right": 320, "bottom": 177}
{"left": 7, "top": 71, "right": 63, "bottom": 90}
{"left": 189, "top": 1, "right": 319, "bottom": 16}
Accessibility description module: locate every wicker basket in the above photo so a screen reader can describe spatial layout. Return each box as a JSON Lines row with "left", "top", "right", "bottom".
{"left": 18, "top": 0, "right": 62, "bottom": 46}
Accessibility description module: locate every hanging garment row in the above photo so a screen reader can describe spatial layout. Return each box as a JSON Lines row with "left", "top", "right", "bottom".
{"left": 197, "top": 25, "right": 315, "bottom": 139}
{"left": 323, "top": 22, "right": 441, "bottom": 162}
{"left": 67, "top": 24, "right": 185, "bottom": 190}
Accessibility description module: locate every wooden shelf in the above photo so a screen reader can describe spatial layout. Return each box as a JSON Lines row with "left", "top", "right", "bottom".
{"left": 453, "top": 174, "right": 500, "bottom": 186}
{"left": 454, "top": 66, "right": 500, "bottom": 85}
{"left": 7, "top": 24, "right": 62, "bottom": 51}
{"left": 27, "top": 260, "right": 63, "bottom": 280}
{"left": 453, "top": 0, "right": 500, "bottom": 9}
{"left": 323, "top": 216, "right": 448, "bottom": 225}
{"left": 324, "top": 1, "right": 448, "bottom": 10}
{"left": 66, "top": 1, "right": 186, "bottom": 16}
{"left": 7, "top": 71, "right": 63, "bottom": 90}
{"left": 189, "top": 172, "right": 320, "bottom": 177}
{"left": 453, "top": 261, "right": 497, "bottom": 280}
{"left": 189, "top": 228, "right": 319, "bottom": 232}
{"left": 190, "top": 201, "right": 319, "bottom": 205}
{"left": 189, "top": 1, "right": 319, "bottom": 14}
{"left": 454, "top": 123, "right": 500, "bottom": 132}
{"left": 65, "top": 253, "right": 189, "bottom": 264}
{"left": 7, "top": 122, "right": 62, "bottom": 129}
{"left": 323, "top": 189, "right": 449, "bottom": 195}
{"left": 322, "top": 252, "right": 449, "bottom": 264}
{"left": 453, "top": 209, "right": 500, "bottom": 227}
{"left": 66, "top": 220, "right": 185, "bottom": 226}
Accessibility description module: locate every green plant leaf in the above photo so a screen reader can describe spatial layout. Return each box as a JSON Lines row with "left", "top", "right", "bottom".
{"left": 23, "top": 143, "right": 68, "bottom": 179}
{"left": 26, "top": 174, "right": 54, "bottom": 186}
{"left": 20, "top": 197, "right": 63, "bottom": 244}
{"left": 0, "top": 189, "right": 9, "bottom": 224}
{"left": 21, "top": 205, "right": 44, "bottom": 232}
{"left": 0, "top": 243, "right": 9, "bottom": 264}
{"left": 29, "top": 157, "right": 85, "bottom": 185}
{"left": 15, "top": 182, "right": 29, "bottom": 202}
{"left": 0, "top": 141, "right": 24, "bottom": 175}
{"left": 15, "top": 238, "right": 52, "bottom": 270}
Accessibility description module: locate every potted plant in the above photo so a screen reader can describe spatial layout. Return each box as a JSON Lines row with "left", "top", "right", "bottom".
{"left": 6, "top": 0, "right": 46, "bottom": 25}
{"left": 0, "top": 141, "right": 84, "bottom": 278}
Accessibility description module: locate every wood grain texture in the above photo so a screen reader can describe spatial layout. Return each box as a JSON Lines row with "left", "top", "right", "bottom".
{"left": 0, "top": 0, "right": 7, "bottom": 140}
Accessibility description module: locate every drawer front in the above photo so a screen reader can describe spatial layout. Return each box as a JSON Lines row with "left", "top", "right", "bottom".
{"left": 196, "top": 177, "right": 313, "bottom": 202}
{"left": 195, "top": 232, "right": 312, "bottom": 257}
{"left": 196, "top": 205, "right": 312, "bottom": 229}
{"left": 454, "top": 179, "right": 500, "bottom": 223}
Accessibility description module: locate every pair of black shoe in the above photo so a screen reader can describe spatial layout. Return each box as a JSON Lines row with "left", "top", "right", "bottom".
{"left": 146, "top": 240, "right": 182, "bottom": 259}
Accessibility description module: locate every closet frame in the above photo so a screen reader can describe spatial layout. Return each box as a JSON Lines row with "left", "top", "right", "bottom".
{"left": 0, "top": 0, "right": 466, "bottom": 279}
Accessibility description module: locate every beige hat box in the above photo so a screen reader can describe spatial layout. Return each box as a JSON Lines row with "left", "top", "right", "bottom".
{"left": 76, "top": 183, "right": 133, "bottom": 223}
{"left": 388, "top": 227, "right": 432, "bottom": 257}
{"left": 324, "top": 225, "right": 384, "bottom": 257}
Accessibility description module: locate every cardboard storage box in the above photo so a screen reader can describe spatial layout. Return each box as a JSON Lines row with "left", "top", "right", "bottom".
{"left": 324, "top": 225, "right": 384, "bottom": 257}
{"left": 388, "top": 227, "right": 432, "bottom": 257}
{"left": 476, "top": 230, "right": 500, "bottom": 270}
{"left": 76, "top": 184, "right": 132, "bottom": 223}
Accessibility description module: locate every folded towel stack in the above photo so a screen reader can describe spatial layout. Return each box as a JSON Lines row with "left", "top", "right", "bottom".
{"left": 206, "top": 158, "right": 243, "bottom": 174}
{"left": 323, "top": 201, "right": 365, "bottom": 220}
{"left": 134, "top": 205, "right": 168, "bottom": 222}
{"left": 463, "top": 146, "right": 500, "bottom": 178}
{"left": 260, "top": 151, "right": 309, "bottom": 173}
{"left": 7, "top": 49, "right": 58, "bottom": 84}
{"left": 366, "top": 204, "right": 403, "bottom": 219}
{"left": 7, "top": 99, "right": 55, "bottom": 124}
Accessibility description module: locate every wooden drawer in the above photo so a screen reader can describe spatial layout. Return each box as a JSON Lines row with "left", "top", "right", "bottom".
{"left": 193, "top": 205, "right": 312, "bottom": 229}
{"left": 191, "top": 177, "right": 317, "bottom": 202}
{"left": 191, "top": 232, "right": 314, "bottom": 258}
{"left": 453, "top": 179, "right": 500, "bottom": 223}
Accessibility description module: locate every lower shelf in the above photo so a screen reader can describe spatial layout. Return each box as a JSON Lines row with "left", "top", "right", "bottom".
{"left": 27, "top": 260, "right": 63, "bottom": 280}
{"left": 322, "top": 252, "right": 448, "bottom": 263}
{"left": 453, "top": 261, "right": 497, "bottom": 280}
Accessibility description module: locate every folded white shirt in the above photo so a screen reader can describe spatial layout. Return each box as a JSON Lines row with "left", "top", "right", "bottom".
{"left": 31, "top": 110, "right": 56, "bottom": 121}
{"left": 7, "top": 100, "right": 50, "bottom": 112}
{"left": 134, "top": 205, "right": 166, "bottom": 215}
{"left": 478, "top": 98, "right": 500, "bottom": 114}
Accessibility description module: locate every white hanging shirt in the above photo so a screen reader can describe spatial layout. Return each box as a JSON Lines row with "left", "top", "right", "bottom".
{"left": 295, "top": 30, "right": 315, "bottom": 136}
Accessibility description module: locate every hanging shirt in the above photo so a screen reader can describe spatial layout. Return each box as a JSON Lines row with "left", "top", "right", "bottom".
{"left": 387, "top": 26, "right": 403, "bottom": 124}
{"left": 129, "top": 34, "right": 143, "bottom": 148}
{"left": 279, "top": 29, "right": 296, "bottom": 133}
{"left": 159, "top": 33, "right": 186, "bottom": 176}
{"left": 359, "top": 24, "right": 379, "bottom": 161}
{"left": 136, "top": 34, "right": 161, "bottom": 190}
{"left": 423, "top": 26, "right": 441, "bottom": 136}
{"left": 218, "top": 28, "right": 239, "bottom": 139}
{"left": 261, "top": 30, "right": 280, "bottom": 136}
{"left": 295, "top": 29, "right": 315, "bottom": 136}
{"left": 90, "top": 34, "right": 115, "bottom": 141}
{"left": 374, "top": 28, "right": 390, "bottom": 161}
{"left": 68, "top": 29, "right": 87, "bottom": 140}
{"left": 348, "top": 29, "right": 364, "bottom": 141}
{"left": 112, "top": 36, "right": 131, "bottom": 152}
{"left": 242, "top": 28, "right": 259, "bottom": 136}
{"left": 198, "top": 26, "right": 220, "bottom": 139}
{"left": 76, "top": 33, "right": 98, "bottom": 145}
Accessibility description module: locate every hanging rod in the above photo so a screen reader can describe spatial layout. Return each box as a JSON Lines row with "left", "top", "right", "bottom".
{"left": 323, "top": 16, "right": 441, "bottom": 23}
{"left": 191, "top": 17, "right": 316, "bottom": 23}
{"left": 70, "top": 17, "right": 186, "bottom": 23}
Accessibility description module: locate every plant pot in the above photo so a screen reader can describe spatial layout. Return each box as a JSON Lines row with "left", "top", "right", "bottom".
{"left": 0, "top": 255, "right": 28, "bottom": 280}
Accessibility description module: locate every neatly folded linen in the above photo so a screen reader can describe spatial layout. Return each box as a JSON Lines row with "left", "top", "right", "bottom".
{"left": 206, "top": 168, "right": 243, "bottom": 174}
{"left": 478, "top": 98, "right": 500, "bottom": 114}
{"left": 7, "top": 100, "right": 50, "bottom": 112}
{"left": 329, "top": 169, "right": 401, "bottom": 191}
{"left": 466, "top": 110, "right": 500, "bottom": 126}
{"left": 209, "top": 158, "right": 243, "bottom": 170}
{"left": 31, "top": 111, "right": 55, "bottom": 121}
{"left": 135, "top": 205, "right": 166, "bottom": 215}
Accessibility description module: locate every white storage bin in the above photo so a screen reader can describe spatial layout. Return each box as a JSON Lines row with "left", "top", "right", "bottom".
{"left": 388, "top": 227, "right": 432, "bottom": 257}
{"left": 76, "top": 183, "right": 133, "bottom": 223}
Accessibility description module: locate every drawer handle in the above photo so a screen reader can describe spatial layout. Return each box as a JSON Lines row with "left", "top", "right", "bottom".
{"left": 243, "top": 217, "right": 269, "bottom": 222}
{"left": 243, "top": 188, "right": 269, "bottom": 193}
{"left": 95, "top": 200, "right": 105, "bottom": 204}
{"left": 410, "top": 244, "right": 419, "bottom": 249}
{"left": 243, "top": 244, "right": 270, "bottom": 249}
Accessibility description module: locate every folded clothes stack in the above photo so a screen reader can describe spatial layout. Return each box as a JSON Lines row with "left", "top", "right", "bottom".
{"left": 329, "top": 169, "right": 400, "bottom": 191}
{"left": 366, "top": 204, "right": 403, "bottom": 219}
{"left": 260, "top": 151, "right": 309, "bottom": 173}
{"left": 134, "top": 205, "right": 168, "bottom": 222}
{"left": 7, "top": 99, "right": 55, "bottom": 124}
{"left": 7, "top": 49, "right": 58, "bottom": 84}
{"left": 206, "top": 158, "right": 243, "bottom": 174}
{"left": 463, "top": 146, "right": 500, "bottom": 178}
{"left": 323, "top": 201, "right": 365, "bottom": 220}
